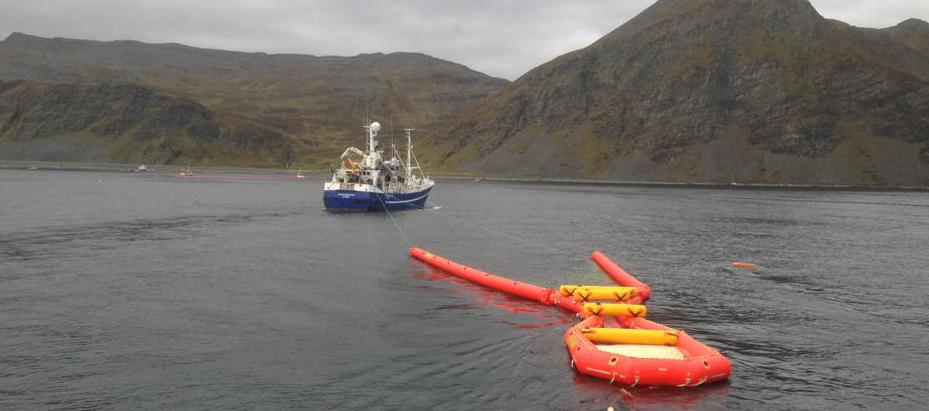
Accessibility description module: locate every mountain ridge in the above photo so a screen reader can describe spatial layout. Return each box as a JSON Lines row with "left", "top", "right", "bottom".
{"left": 424, "top": 0, "right": 929, "bottom": 186}
{"left": 0, "top": 32, "right": 509, "bottom": 167}
{"left": 1, "top": 32, "right": 493, "bottom": 73}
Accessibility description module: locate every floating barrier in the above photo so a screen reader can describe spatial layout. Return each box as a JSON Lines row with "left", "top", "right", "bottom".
{"left": 409, "top": 247, "right": 583, "bottom": 313}
{"left": 591, "top": 251, "right": 651, "bottom": 303}
{"left": 583, "top": 302, "right": 648, "bottom": 318}
{"left": 410, "top": 247, "right": 732, "bottom": 388}
{"left": 559, "top": 285, "right": 638, "bottom": 302}
{"left": 565, "top": 316, "right": 731, "bottom": 387}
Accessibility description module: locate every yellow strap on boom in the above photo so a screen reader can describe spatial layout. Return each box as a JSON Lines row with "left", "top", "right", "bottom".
{"left": 582, "top": 302, "right": 648, "bottom": 318}
{"left": 581, "top": 328, "right": 679, "bottom": 346}
{"left": 559, "top": 285, "right": 638, "bottom": 302}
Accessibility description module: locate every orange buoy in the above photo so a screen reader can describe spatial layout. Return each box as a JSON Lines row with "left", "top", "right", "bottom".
{"left": 732, "top": 262, "right": 758, "bottom": 269}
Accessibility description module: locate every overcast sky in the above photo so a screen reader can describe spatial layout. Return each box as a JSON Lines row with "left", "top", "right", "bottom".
{"left": 2, "top": 0, "right": 928, "bottom": 80}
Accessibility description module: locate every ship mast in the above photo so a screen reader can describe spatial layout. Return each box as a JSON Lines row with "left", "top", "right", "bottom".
{"left": 365, "top": 124, "right": 375, "bottom": 155}
{"left": 362, "top": 121, "right": 382, "bottom": 170}
{"left": 364, "top": 124, "right": 370, "bottom": 154}
{"left": 404, "top": 128, "right": 414, "bottom": 179}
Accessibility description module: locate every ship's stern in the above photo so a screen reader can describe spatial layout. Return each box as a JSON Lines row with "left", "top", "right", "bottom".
{"left": 323, "top": 182, "right": 376, "bottom": 211}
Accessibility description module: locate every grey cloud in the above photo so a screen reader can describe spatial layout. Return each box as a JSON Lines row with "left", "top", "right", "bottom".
{"left": 0, "top": 0, "right": 927, "bottom": 79}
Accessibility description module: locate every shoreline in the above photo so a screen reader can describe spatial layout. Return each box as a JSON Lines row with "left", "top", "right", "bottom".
{"left": 0, "top": 160, "right": 303, "bottom": 175}
{"left": 444, "top": 175, "right": 929, "bottom": 192}
{"left": 2, "top": 160, "right": 926, "bottom": 192}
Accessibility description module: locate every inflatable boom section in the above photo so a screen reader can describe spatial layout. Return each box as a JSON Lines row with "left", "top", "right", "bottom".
{"left": 409, "top": 247, "right": 583, "bottom": 314}
{"left": 591, "top": 251, "right": 651, "bottom": 303}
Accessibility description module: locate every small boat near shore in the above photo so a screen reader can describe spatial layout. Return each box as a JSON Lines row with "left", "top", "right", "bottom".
{"left": 323, "top": 122, "right": 434, "bottom": 211}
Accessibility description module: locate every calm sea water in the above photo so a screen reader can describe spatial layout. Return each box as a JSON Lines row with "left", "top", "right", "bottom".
{"left": 1, "top": 169, "right": 927, "bottom": 410}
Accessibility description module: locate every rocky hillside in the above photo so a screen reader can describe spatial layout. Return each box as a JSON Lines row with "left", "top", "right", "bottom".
{"left": 426, "top": 0, "right": 929, "bottom": 186}
{"left": 0, "top": 33, "right": 508, "bottom": 166}
{"left": 0, "top": 80, "right": 291, "bottom": 165}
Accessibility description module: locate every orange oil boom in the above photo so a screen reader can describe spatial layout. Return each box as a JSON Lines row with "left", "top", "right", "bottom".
{"left": 409, "top": 247, "right": 582, "bottom": 313}
{"left": 591, "top": 251, "right": 651, "bottom": 303}
{"left": 410, "top": 247, "right": 732, "bottom": 388}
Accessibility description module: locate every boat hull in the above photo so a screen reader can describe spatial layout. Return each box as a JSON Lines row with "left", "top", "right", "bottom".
{"left": 324, "top": 185, "right": 432, "bottom": 211}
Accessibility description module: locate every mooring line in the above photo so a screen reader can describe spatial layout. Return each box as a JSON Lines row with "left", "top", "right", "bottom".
{"left": 377, "top": 193, "right": 412, "bottom": 247}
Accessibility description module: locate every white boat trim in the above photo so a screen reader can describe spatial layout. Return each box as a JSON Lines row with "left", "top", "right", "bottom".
{"left": 384, "top": 192, "right": 430, "bottom": 204}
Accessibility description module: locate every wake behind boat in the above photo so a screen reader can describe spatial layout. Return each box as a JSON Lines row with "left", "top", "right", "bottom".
{"left": 323, "top": 122, "right": 434, "bottom": 211}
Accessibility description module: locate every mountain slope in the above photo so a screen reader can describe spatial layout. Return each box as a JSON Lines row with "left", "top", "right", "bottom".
{"left": 0, "top": 33, "right": 508, "bottom": 166}
{"left": 0, "top": 80, "right": 292, "bottom": 165}
{"left": 426, "top": 0, "right": 929, "bottom": 186}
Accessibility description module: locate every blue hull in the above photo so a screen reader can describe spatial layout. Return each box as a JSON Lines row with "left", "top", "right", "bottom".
{"left": 324, "top": 187, "right": 432, "bottom": 211}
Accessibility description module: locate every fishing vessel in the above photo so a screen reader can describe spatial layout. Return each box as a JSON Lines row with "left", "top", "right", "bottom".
{"left": 323, "top": 122, "right": 434, "bottom": 211}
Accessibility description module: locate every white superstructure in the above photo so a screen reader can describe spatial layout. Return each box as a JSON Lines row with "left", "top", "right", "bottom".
{"left": 323, "top": 122, "right": 434, "bottom": 209}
